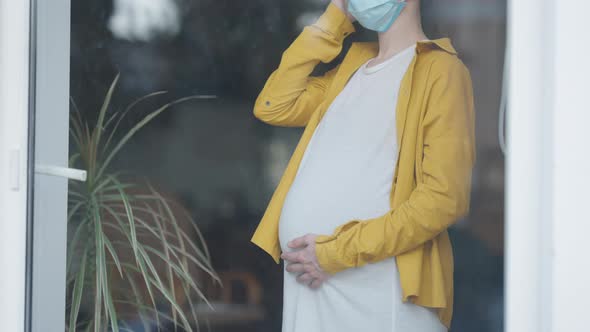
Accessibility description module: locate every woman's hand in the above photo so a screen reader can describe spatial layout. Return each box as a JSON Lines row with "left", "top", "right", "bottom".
{"left": 281, "top": 233, "right": 332, "bottom": 289}
{"left": 330, "top": 0, "right": 356, "bottom": 23}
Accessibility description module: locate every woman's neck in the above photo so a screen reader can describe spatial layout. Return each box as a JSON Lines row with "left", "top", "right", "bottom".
{"left": 374, "top": 3, "right": 428, "bottom": 62}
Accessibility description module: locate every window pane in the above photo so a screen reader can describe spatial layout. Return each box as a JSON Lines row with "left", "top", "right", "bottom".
{"left": 67, "top": 1, "right": 506, "bottom": 331}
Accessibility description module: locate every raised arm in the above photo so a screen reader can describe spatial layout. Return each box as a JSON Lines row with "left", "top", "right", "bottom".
{"left": 313, "top": 57, "right": 477, "bottom": 274}
{"left": 252, "top": 2, "right": 356, "bottom": 127}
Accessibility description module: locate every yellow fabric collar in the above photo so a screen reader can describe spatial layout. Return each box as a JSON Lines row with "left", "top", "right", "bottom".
{"left": 417, "top": 37, "right": 458, "bottom": 55}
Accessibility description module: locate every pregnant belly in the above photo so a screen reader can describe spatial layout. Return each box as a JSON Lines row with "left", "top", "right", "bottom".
{"left": 278, "top": 177, "right": 391, "bottom": 253}
{"left": 278, "top": 194, "right": 337, "bottom": 253}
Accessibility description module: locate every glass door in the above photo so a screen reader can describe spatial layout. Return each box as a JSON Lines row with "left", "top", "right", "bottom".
{"left": 29, "top": 1, "right": 223, "bottom": 331}
{"left": 22, "top": 0, "right": 511, "bottom": 331}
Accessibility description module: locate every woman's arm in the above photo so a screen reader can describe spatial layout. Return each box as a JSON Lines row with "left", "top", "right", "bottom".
{"left": 253, "top": 2, "right": 356, "bottom": 127}
{"left": 313, "top": 57, "right": 477, "bottom": 274}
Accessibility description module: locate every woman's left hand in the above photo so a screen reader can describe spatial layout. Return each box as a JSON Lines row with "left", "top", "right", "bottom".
{"left": 281, "top": 233, "right": 332, "bottom": 289}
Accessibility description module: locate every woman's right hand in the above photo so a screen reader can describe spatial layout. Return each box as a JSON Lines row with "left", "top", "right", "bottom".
{"left": 330, "top": 0, "right": 356, "bottom": 23}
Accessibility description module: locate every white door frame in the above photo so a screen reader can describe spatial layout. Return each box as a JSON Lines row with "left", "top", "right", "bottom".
{"left": 0, "top": 0, "right": 71, "bottom": 331}
{"left": 0, "top": 0, "right": 33, "bottom": 331}
{"left": 505, "top": 0, "right": 554, "bottom": 331}
{"left": 29, "top": 0, "right": 71, "bottom": 331}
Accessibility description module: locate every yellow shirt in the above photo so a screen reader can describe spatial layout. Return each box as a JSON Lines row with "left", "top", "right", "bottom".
{"left": 249, "top": 3, "right": 476, "bottom": 329}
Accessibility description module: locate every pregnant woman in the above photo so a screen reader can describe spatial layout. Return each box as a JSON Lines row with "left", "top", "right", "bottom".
{"left": 250, "top": 0, "right": 476, "bottom": 331}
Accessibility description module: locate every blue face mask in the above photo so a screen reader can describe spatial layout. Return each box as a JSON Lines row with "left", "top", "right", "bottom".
{"left": 347, "top": 0, "right": 407, "bottom": 33}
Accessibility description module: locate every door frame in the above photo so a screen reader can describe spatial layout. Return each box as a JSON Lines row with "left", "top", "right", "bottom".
{"left": 0, "top": 0, "right": 71, "bottom": 331}
{"left": 27, "top": 0, "right": 72, "bottom": 331}
{"left": 0, "top": 0, "right": 34, "bottom": 331}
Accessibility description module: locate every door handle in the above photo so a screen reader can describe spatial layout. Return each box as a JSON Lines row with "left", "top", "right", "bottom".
{"left": 35, "top": 164, "right": 87, "bottom": 182}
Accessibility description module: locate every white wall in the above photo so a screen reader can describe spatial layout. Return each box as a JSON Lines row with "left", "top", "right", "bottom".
{"left": 507, "top": 0, "right": 590, "bottom": 331}
{"left": 0, "top": 0, "right": 31, "bottom": 331}
{"left": 551, "top": 1, "right": 590, "bottom": 330}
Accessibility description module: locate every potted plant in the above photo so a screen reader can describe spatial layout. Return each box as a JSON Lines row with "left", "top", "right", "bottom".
{"left": 66, "top": 73, "right": 220, "bottom": 331}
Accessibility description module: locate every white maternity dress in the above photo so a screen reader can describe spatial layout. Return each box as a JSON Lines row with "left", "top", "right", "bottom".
{"left": 278, "top": 44, "right": 448, "bottom": 332}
